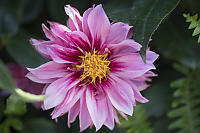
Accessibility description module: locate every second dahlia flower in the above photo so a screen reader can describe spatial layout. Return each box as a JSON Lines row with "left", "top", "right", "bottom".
{"left": 27, "top": 4, "right": 159, "bottom": 131}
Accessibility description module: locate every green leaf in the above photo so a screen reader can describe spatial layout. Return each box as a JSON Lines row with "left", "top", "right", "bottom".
{"left": 21, "top": 0, "right": 44, "bottom": 24}
{"left": 8, "top": 117, "right": 23, "bottom": 131}
{"left": 0, "top": 0, "right": 24, "bottom": 38}
{"left": 4, "top": 94, "right": 26, "bottom": 116}
{"left": 15, "top": 88, "right": 46, "bottom": 103}
{"left": 105, "top": 0, "right": 180, "bottom": 61}
{"left": 118, "top": 104, "right": 153, "bottom": 133}
{"left": 0, "top": 60, "right": 15, "bottom": 91}
{"left": 6, "top": 33, "right": 47, "bottom": 68}
{"left": 20, "top": 118, "right": 57, "bottom": 133}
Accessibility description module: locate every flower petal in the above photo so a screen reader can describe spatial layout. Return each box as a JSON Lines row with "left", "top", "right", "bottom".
{"left": 105, "top": 75, "right": 133, "bottom": 115}
{"left": 104, "top": 98, "right": 114, "bottom": 130}
{"left": 79, "top": 92, "right": 92, "bottom": 132}
{"left": 30, "top": 38, "right": 54, "bottom": 59}
{"left": 48, "top": 45, "right": 81, "bottom": 64}
{"left": 86, "top": 88, "right": 108, "bottom": 131}
{"left": 110, "top": 53, "right": 156, "bottom": 79}
{"left": 51, "top": 86, "right": 86, "bottom": 119}
{"left": 67, "top": 31, "right": 91, "bottom": 52}
{"left": 87, "top": 4, "right": 110, "bottom": 49}
{"left": 26, "top": 72, "right": 56, "bottom": 84}
{"left": 68, "top": 100, "right": 80, "bottom": 127}
{"left": 82, "top": 6, "right": 94, "bottom": 40}
{"left": 65, "top": 5, "right": 82, "bottom": 31}
{"left": 48, "top": 21, "right": 71, "bottom": 42}
{"left": 108, "top": 39, "right": 142, "bottom": 55}
{"left": 27, "top": 61, "right": 68, "bottom": 79}
{"left": 44, "top": 73, "right": 80, "bottom": 109}
{"left": 106, "top": 22, "right": 132, "bottom": 44}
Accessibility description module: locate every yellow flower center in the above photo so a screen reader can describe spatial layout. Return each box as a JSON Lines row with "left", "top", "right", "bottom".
{"left": 76, "top": 49, "right": 110, "bottom": 84}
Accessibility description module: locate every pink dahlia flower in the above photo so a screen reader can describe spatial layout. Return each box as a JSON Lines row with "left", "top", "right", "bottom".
{"left": 27, "top": 4, "right": 159, "bottom": 131}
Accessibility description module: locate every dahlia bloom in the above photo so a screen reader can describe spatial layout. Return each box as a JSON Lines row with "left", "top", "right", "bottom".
{"left": 27, "top": 4, "right": 158, "bottom": 131}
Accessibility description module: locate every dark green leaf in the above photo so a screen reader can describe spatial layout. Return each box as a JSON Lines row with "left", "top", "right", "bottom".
{"left": 8, "top": 117, "right": 23, "bottom": 131}
{"left": 4, "top": 94, "right": 26, "bottom": 116}
{"left": 0, "top": 0, "right": 24, "bottom": 38}
{"left": 20, "top": 118, "right": 56, "bottom": 133}
{"left": 105, "top": 0, "right": 180, "bottom": 61}
{"left": 6, "top": 33, "right": 47, "bottom": 68}
{"left": 21, "top": 0, "right": 44, "bottom": 24}
{"left": 0, "top": 60, "right": 15, "bottom": 91}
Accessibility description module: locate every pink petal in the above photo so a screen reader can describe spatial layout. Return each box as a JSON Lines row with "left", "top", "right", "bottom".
{"left": 68, "top": 100, "right": 80, "bottom": 127}
{"left": 113, "top": 109, "right": 120, "bottom": 124}
{"left": 104, "top": 98, "right": 114, "bottom": 130}
{"left": 51, "top": 86, "right": 86, "bottom": 119}
{"left": 106, "top": 22, "right": 132, "bottom": 44}
{"left": 108, "top": 39, "right": 142, "bottom": 55}
{"left": 27, "top": 61, "right": 68, "bottom": 79}
{"left": 30, "top": 38, "right": 54, "bottom": 59}
{"left": 110, "top": 53, "right": 156, "bottom": 79}
{"left": 82, "top": 6, "right": 94, "bottom": 40}
{"left": 48, "top": 21, "right": 71, "bottom": 42}
{"left": 65, "top": 5, "right": 82, "bottom": 31}
{"left": 26, "top": 72, "right": 56, "bottom": 84}
{"left": 44, "top": 73, "right": 80, "bottom": 109}
{"left": 146, "top": 50, "right": 159, "bottom": 64}
{"left": 87, "top": 4, "right": 110, "bottom": 49}
{"left": 86, "top": 88, "right": 108, "bottom": 131}
{"left": 129, "top": 82, "right": 149, "bottom": 103}
{"left": 48, "top": 45, "right": 81, "bottom": 64}
{"left": 67, "top": 31, "right": 91, "bottom": 52}
{"left": 105, "top": 75, "right": 133, "bottom": 115}
{"left": 79, "top": 92, "right": 92, "bottom": 132}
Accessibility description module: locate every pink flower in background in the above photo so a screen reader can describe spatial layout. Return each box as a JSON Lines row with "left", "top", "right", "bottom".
{"left": 27, "top": 4, "right": 159, "bottom": 131}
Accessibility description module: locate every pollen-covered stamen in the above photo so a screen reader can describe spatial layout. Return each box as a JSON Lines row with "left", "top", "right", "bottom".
{"left": 76, "top": 49, "right": 110, "bottom": 84}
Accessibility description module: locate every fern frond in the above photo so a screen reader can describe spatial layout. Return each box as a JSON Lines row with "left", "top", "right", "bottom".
{"left": 183, "top": 13, "right": 200, "bottom": 43}
{"left": 168, "top": 65, "right": 200, "bottom": 133}
{"left": 118, "top": 104, "right": 153, "bottom": 133}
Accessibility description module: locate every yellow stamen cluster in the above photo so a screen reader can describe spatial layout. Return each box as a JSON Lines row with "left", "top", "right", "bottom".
{"left": 76, "top": 49, "right": 110, "bottom": 84}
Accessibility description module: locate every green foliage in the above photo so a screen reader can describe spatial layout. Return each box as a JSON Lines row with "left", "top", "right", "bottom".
{"left": 105, "top": 0, "right": 180, "bottom": 61}
{"left": 20, "top": 118, "right": 57, "bottom": 133}
{"left": 4, "top": 94, "right": 26, "bottom": 116}
{"left": 6, "top": 33, "right": 47, "bottom": 68}
{"left": 0, "top": 60, "right": 15, "bottom": 92}
{"left": 168, "top": 65, "right": 200, "bottom": 133}
{"left": 118, "top": 104, "right": 153, "bottom": 133}
{"left": 183, "top": 13, "right": 200, "bottom": 43}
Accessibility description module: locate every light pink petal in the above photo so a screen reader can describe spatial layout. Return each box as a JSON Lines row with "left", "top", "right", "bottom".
{"left": 113, "top": 109, "right": 120, "bottom": 124}
{"left": 108, "top": 39, "right": 142, "bottom": 55}
{"left": 86, "top": 88, "right": 108, "bottom": 131}
{"left": 51, "top": 86, "right": 86, "bottom": 119}
{"left": 82, "top": 6, "right": 94, "bottom": 40}
{"left": 87, "top": 4, "right": 110, "bottom": 49}
{"left": 67, "top": 31, "right": 91, "bottom": 52}
{"left": 104, "top": 98, "right": 114, "bottom": 130}
{"left": 65, "top": 5, "right": 82, "bottom": 31}
{"left": 26, "top": 72, "right": 56, "bottom": 84}
{"left": 129, "top": 82, "right": 149, "bottom": 103}
{"left": 48, "top": 45, "right": 81, "bottom": 64}
{"left": 146, "top": 50, "right": 159, "bottom": 64}
{"left": 105, "top": 76, "right": 133, "bottom": 115}
{"left": 27, "top": 61, "right": 68, "bottom": 79}
{"left": 48, "top": 21, "right": 71, "bottom": 42}
{"left": 68, "top": 101, "right": 80, "bottom": 127}
{"left": 79, "top": 92, "right": 92, "bottom": 132}
{"left": 110, "top": 53, "right": 156, "bottom": 79}
{"left": 30, "top": 38, "right": 54, "bottom": 59}
{"left": 44, "top": 73, "right": 80, "bottom": 109}
{"left": 106, "top": 22, "right": 132, "bottom": 44}
{"left": 119, "top": 111, "right": 128, "bottom": 120}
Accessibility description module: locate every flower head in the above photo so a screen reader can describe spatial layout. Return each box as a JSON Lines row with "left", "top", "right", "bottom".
{"left": 27, "top": 4, "right": 159, "bottom": 131}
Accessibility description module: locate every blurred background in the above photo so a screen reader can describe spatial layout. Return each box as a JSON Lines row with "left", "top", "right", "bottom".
{"left": 0, "top": 0, "right": 200, "bottom": 133}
